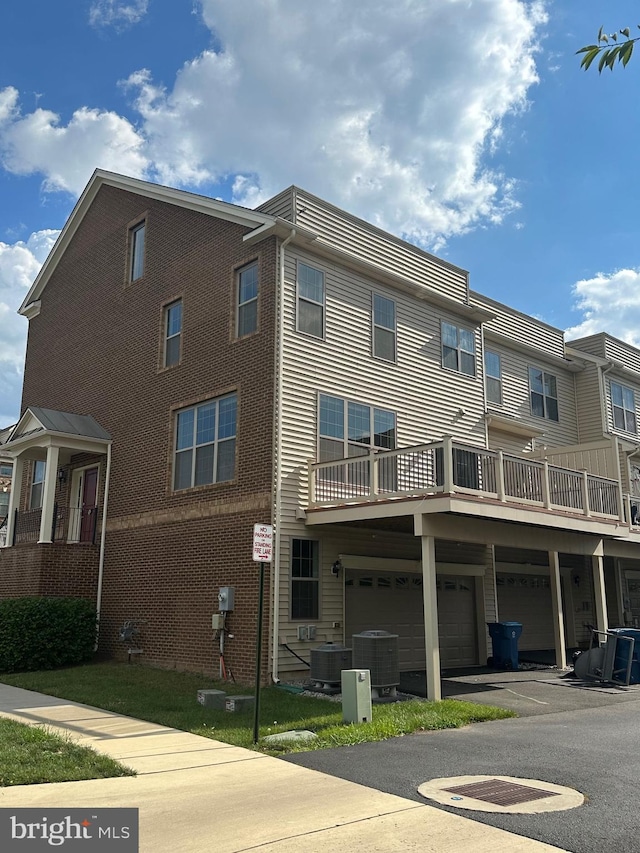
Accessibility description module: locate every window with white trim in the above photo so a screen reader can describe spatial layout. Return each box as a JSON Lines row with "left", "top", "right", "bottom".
{"left": 484, "top": 350, "right": 502, "bottom": 405}
{"left": 30, "top": 460, "right": 46, "bottom": 509}
{"left": 163, "top": 300, "right": 182, "bottom": 368}
{"left": 318, "top": 394, "right": 395, "bottom": 462}
{"left": 611, "top": 381, "right": 637, "bottom": 434}
{"left": 442, "top": 321, "right": 475, "bottom": 376}
{"left": 529, "top": 366, "right": 558, "bottom": 421}
{"left": 173, "top": 394, "right": 237, "bottom": 490}
{"left": 291, "top": 538, "right": 319, "bottom": 620}
{"left": 237, "top": 262, "right": 258, "bottom": 337}
{"left": 297, "top": 262, "right": 324, "bottom": 338}
{"left": 129, "top": 221, "right": 146, "bottom": 282}
{"left": 372, "top": 293, "right": 396, "bottom": 362}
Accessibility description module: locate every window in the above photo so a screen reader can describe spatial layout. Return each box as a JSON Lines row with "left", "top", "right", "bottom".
{"left": 297, "top": 262, "right": 324, "bottom": 338}
{"left": 0, "top": 489, "right": 8, "bottom": 517}
{"left": 529, "top": 366, "right": 558, "bottom": 421}
{"left": 0, "top": 463, "right": 12, "bottom": 477}
{"left": 442, "top": 322, "right": 475, "bottom": 376}
{"left": 291, "top": 539, "right": 319, "bottom": 619}
{"left": 611, "top": 381, "right": 637, "bottom": 434}
{"left": 237, "top": 263, "right": 258, "bottom": 337}
{"left": 372, "top": 293, "right": 396, "bottom": 362}
{"left": 318, "top": 394, "right": 395, "bottom": 461}
{"left": 163, "top": 300, "right": 182, "bottom": 368}
{"left": 30, "top": 460, "right": 45, "bottom": 509}
{"left": 130, "top": 221, "right": 146, "bottom": 281}
{"left": 173, "top": 394, "right": 237, "bottom": 490}
{"left": 484, "top": 350, "right": 502, "bottom": 405}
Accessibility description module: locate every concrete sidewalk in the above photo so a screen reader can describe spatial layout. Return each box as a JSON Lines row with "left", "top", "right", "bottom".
{"left": 0, "top": 683, "right": 566, "bottom": 853}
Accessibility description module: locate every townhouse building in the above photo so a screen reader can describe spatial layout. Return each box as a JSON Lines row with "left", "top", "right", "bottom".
{"left": 1, "top": 170, "right": 639, "bottom": 697}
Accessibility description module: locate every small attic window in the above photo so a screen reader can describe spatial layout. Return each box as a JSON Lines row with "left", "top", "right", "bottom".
{"left": 130, "top": 221, "right": 146, "bottom": 282}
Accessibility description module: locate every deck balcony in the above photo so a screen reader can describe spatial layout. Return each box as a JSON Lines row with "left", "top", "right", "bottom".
{"left": 308, "top": 436, "right": 640, "bottom": 532}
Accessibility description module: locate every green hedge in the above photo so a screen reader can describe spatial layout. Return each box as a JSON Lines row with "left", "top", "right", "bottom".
{"left": 0, "top": 597, "right": 97, "bottom": 672}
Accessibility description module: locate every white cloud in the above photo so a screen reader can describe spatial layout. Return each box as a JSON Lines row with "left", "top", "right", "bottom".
{"left": 121, "top": 0, "right": 547, "bottom": 247}
{"left": 0, "top": 230, "right": 59, "bottom": 426}
{"left": 0, "top": 86, "right": 149, "bottom": 196}
{"left": 566, "top": 268, "right": 640, "bottom": 345}
{"left": 89, "top": 0, "right": 149, "bottom": 29}
{"left": 1, "top": 1, "right": 546, "bottom": 249}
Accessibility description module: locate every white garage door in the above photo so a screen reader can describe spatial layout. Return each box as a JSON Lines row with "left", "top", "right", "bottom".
{"left": 496, "top": 573, "right": 555, "bottom": 650}
{"left": 345, "top": 571, "right": 477, "bottom": 670}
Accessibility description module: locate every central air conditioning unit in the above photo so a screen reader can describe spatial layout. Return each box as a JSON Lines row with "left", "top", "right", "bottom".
{"left": 309, "top": 642, "right": 352, "bottom": 692}
{"left": 352, "top": 630, "right": 400, "bottom": 698}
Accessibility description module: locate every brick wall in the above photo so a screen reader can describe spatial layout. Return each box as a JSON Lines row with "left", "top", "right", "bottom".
{"left": 14, "top": 184, "right": 278, "bottom": 682}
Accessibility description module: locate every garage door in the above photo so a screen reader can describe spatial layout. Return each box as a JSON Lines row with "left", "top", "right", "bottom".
{"left": 496, "top": 573, "right": 554, "bottom": 650}
{"left": 345, "top": 571, "right": 477, "bottom": 669}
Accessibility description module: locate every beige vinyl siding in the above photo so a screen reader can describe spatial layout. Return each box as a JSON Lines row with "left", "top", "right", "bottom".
{"left": 604, "top": 337, "right": 640, "bottom": 373}
{"left": 275, "top": 244, "right": 489, "bottom": 673}
{"left": 487, "top": 429, "right": 534, "bottom": 455}
{"left": 255, "top": 187, "right": 295, "bottom": 221}
{"left": 472, "top": 293, "right": 565, "bottom": 359}
{"left": 291, "top": 190, "right": 469, "bottom": 303}
{"left": 575, "top": 360, "right": 605, "bottom": 442}
{"left": 533, "top": 439, "right": 620, "bottom": 481}
{"left": 568, "top": 334, "right": 607, "bottom": 359}
{"left": 483, "top": 343, "right": 579, "bottom": 449}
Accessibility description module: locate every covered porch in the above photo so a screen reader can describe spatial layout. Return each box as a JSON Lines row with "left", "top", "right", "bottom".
{"left": 1, "top": 407, "right": 111, "bottom": 549}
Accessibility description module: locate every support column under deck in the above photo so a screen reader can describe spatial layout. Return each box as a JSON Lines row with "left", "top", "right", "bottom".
{"left": 420, "top": 533, "right": 441, "bottom": 702}
{"left": 548, "top": 550, "right": 567, "bottom": 669}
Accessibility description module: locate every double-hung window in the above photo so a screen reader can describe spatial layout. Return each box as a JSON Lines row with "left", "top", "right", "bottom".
{"left": 129, "top": 221, "right": 146, "bottom": 282}
{"left": 372, "top": 293, "right": 396, "bottom": 362}
{"left": 173, "top": 393, "right": 237, "bottom": 490}
{"left": 163, "top": 300, "right": 182, "bottom": 368}
{"left": 442, "top": 322, "right": 475, "bottom": 376}
{"left": 611, "top": 381, "right": 637, "bottom": 434}
{"left": 30, "top": 460, "right": 46, "bottom": 509}
{"left": 484, "top": 350, "right": 502, "bottom": 405}
{"left": 291, "top": 539, "right": 319, "bottom": 620}
{"left": 237, "top": 262, "right": 258, "bottom": 337}
{"left": 297, "top": 262, "right": 324, "bottom": 338}
{"left": 529, "top": 367, "right": 558, "bottom": 421}
{"left": 319, "top": 394, "right": 396, "bottom": 461}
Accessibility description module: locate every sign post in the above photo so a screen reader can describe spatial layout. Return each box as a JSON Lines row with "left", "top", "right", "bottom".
{"left": 252, "top": 523, "right": 273, "bottom": 744}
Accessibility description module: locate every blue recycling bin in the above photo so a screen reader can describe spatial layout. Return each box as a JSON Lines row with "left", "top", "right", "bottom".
{"left": 609, "top": 628, "right": 640, "bottom": 685}
{"left": 488, "top": 622, "right": 522, "bottom": 670}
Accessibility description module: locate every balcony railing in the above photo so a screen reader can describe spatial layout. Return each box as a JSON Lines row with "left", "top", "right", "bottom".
{"left": 309, "top": 436, "right": 627, "bottom": 523}
{"left": 11, "top": 504, "right": 100, "bottom": 546}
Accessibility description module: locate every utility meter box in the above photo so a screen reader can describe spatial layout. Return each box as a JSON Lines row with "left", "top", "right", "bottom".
{"left": 218, "top": 587, "right": 235, "bottom": 611}
{"left": 211, "top": 613, "right": 225, "bottom": 630}
{"left": 341, "top": 669, "right": 372, "bottom": 723}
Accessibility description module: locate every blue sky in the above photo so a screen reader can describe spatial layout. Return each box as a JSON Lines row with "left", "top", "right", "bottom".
{"left": 1, "top": 1, "right": 639, "bottom": 426}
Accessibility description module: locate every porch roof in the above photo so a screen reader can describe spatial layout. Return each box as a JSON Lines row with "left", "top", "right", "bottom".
{"left": 4, "top": 407, "right": 111, "bottom": 457}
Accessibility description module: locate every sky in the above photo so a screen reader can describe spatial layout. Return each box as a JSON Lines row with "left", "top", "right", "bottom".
{"left": 1, "top": 0, "right": 639, "bottom": 428}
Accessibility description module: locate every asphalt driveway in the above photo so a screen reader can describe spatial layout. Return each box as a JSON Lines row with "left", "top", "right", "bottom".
{"left": 285, "top": 686, "right": 640, "bottom": 853}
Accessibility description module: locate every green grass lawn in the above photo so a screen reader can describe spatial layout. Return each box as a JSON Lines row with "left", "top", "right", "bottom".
{"left": 0, "top": 717, "right": 135, "bottom": 787}
{"left": 0, "top": 663, "right": 514, "bottom": 755}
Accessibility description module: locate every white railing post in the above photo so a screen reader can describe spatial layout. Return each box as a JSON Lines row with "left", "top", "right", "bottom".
{"left": 370, "top": 449, "right": 379, "bottom": 498}
{"left": 626, "top": 494, "right": 633, "bottom": 528}
{"left": 542, "top": 461, "right": 551, "bottom": 509}
{"left": 496, "top": 450, "right": 506, "bottom": 501}
{"left": 307, "top": 460, "right": 316, "bottom": 506}
{"left": 581, "top": 470, "right": 591, "bottom": 517}
{"left": 442, "top": 435, "right": 454, "bottom": 493}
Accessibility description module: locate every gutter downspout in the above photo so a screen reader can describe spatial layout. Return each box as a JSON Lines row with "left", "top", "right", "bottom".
{"left": 271, "top": 228, "right": 296, "bottom": 684}
{"left": 95, "top": 442, "right": 112, "bottom": 650}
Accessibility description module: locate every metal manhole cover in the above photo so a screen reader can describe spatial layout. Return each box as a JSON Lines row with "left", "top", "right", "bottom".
{"left": 443, "top": 778, "right": 560, "bottom": 806}
{"left": 418, "top": 775, "right": 584, "bottom": 814}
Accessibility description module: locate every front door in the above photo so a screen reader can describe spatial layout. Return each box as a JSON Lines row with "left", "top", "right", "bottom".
{"left": 79, "top": 467, "right": 98, "bottom": 543}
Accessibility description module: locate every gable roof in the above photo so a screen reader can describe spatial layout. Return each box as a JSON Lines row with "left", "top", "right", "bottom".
{"left": 19, "top": 170, "right": 279, "bottom": 317}
{"left": 7, "top": 407, "right": 111, "bottom": 445}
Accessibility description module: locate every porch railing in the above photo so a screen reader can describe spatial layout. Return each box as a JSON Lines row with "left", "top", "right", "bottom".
{"left": 309, "top": 436, "right": 626, "bottom": 523}
{"left": 11, "top": 504, "right": 100, "bottom": 545}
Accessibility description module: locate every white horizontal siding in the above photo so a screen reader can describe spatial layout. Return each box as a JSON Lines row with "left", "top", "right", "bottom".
{"left": 293, "top": 191, "right": 469, "bottom": 303}
{"left": 575, "top": 361, "right": 605, "bottom": 442}
{"left": 255, "top": 188, "right": 294, "bottom": 221}
{"left": 472, "top": 293, "right": 565, "bottom": 358}
{"left": 605, "top": 337, "right": 640, "bottom": 373}
{"left": 487, "top": 429, "right": 534, "bottom": 455}
{"left": 483, "top": 341, "right": 579, "bottom": 449}
{"left": 568, "top": 334, "right": 607, "bottom": 359}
